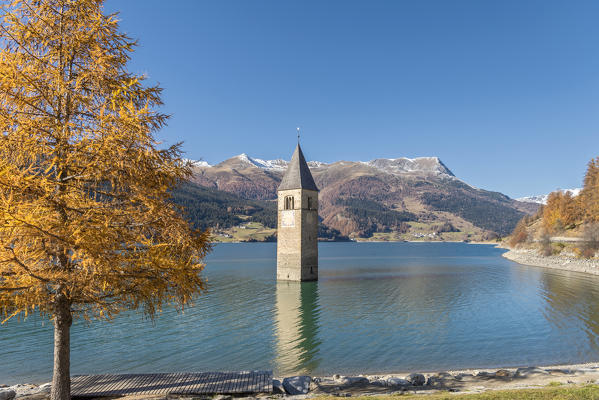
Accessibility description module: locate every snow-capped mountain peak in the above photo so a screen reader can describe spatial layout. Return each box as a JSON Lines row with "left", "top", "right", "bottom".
{"left": 184, "top": 159, "right": 211, "bottom": 167}
{"left": 232, "top": 153, "right": 289, "bottom": 170}
{"left": 194, "top": 154, "right": 455, "bottom": 176}
{"left": 517, "top": 188, "right": 582, "bottom": 205}
{"left": 364, "top": 156, "right": 455, "bottom": 177}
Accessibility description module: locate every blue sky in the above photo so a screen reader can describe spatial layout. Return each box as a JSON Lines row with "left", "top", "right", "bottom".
{"left": 105, "top": 0, "right": 599, "bottom": 198}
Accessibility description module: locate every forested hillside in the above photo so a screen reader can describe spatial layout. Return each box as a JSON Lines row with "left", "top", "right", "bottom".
{"left": 171, "top": 181, "right": 349, "bottom": 241}
{"left": 171, "top": 182, "right": 276, "bottom": 230}
{"left": 420, "top": 181, "right": 525, "bottom": 236}
{"left": 509, "top": 157, "right": 599, "bottom": 257}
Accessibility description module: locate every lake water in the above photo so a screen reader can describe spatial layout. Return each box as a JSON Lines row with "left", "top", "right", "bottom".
{"left": 3, "top": 242, "right": 599, "bottom": 384}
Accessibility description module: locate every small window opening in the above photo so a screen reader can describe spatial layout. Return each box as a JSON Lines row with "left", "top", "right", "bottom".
{"left": 307, "top": 197, "right": 312, "bottom": 210}
{"left": 284, "top": 196, "right": 294, "bottom": 210}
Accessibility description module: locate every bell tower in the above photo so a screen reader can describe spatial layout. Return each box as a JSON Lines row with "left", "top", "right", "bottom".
{"left": 277, "top": 143, "right": 319, "bottom": 281}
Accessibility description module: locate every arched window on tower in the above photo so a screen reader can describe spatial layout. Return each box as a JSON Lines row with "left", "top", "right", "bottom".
{"left": 284, "top": 196, "right": 294, "bottom": 210}
{"left": 307, "top": 197, "right": 312, "bottom": 210}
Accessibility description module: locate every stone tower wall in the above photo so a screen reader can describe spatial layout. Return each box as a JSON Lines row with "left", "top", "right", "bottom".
{"left": 277, "top": 188, "right": 318, "bottom": 281}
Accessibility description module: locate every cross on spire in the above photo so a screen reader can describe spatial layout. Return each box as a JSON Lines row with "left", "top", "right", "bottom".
{"left": 297, "top": 127, "right": 300, "bottom": 143}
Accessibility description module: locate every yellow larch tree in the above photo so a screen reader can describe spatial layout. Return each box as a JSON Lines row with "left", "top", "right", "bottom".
{"left": 581, "top": 157, "right": 599, "bottom": 222}
{"left": 0, "top": 1, "right": 211, "bottom": 400}
{"left": 542, "top": 191, "right": 581, "bottom": 233}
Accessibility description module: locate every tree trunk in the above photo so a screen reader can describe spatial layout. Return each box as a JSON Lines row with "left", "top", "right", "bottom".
{"left": 51, "top": 293, "right": 72, "bottom": 400}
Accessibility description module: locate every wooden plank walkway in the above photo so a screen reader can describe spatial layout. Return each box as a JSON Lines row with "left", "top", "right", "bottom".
{"left": 70, "top": 371, "right": 273, "bottom": 397}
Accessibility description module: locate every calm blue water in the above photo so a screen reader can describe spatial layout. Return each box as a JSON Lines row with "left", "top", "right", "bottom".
{"left": 3, "top": 242, "right": 599, "bottom": 384}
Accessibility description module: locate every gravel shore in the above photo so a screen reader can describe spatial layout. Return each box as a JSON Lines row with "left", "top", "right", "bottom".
{"left": 502, "top": 248, "right": 599, "bottom": 275}
{"left": 6, "top": 362, "right": 599, "bottom": 399}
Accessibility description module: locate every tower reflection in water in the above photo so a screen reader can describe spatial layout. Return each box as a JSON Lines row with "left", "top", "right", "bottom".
{"left": 275, "top": 281, "right": 322, "bottom": 375}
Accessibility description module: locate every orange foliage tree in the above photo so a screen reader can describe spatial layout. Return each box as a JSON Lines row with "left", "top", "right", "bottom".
{"left": 0, "top": 1, "right": 211, "bottom": 399}
{"left": 542, "top": 191, "right": 581, "bottom": 233}
{"left": 509, "top": 218, "right": 529, "bottom": 247}
{"left": 581, "top": 157, "right": 599, "bottom": 222}
{"left": 510, "top": 157, "right": 599, "bottom": 253}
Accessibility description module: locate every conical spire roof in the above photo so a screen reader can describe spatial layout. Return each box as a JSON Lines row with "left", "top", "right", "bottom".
{"left": 278, "top": 144, "right": 319, "bottom": 192}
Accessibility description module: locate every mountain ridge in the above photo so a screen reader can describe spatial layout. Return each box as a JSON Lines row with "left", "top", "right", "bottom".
{"left": 200, "top": 154, "right": 458, "bottom": 177}
{"left": 188, "top": 153, "right": 537, "bottom": 239}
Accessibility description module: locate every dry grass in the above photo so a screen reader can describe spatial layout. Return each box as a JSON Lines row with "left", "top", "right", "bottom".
{"left": 315, "top": 384, "right": 599, "bottom": 399}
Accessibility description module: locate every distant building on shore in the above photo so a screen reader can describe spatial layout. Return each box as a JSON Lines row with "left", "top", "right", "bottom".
{"left": 276, "top": 143, "right": 319, "bottom": 281}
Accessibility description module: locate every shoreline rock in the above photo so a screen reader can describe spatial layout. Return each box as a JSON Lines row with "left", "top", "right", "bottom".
{"left": 9, "top": 361, "right": 599, "bottom": 399}
{"left": 0, "top": 389, "right": 16, "bottom": 400}
{"left": 282, "top": 376, "right": 311, "bottom": 395}
{"left": 273, "top": 361, "right": 599, "bottom": 398}
{"left": 0, "top": 383, "right": 50, "bottom": 399}
{"left": 502, "top": 248, "right": 599, "bottom": 275}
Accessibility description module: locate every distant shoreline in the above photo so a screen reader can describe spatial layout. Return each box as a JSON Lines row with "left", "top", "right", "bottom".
{"left": 502, "top": 248, "right": 599, "bottom": 275}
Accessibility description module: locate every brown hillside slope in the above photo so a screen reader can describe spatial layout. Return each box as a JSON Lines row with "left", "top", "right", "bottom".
{"left": 191, "top": 155, "right": 537, "bottom": 238}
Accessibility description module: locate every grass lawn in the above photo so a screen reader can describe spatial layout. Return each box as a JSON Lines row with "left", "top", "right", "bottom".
{"left": 356, "top": 232, "right": 399, "bottom": 241}
{"left": 212, "top": 222, "right": 276, "bottom": 242}
{"left": 316, "top": 384, "right": 599, "bottom": 399}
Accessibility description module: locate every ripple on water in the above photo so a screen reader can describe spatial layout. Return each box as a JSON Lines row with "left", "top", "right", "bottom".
{"left": 4, "top": 242, "right": 599, "bottom": 383}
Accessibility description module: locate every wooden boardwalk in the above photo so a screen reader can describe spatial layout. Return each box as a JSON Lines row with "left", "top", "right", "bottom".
{"left": 71, "top": 371, "right": 273, "bottom": 397}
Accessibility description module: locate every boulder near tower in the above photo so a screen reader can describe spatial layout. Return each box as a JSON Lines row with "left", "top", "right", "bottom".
{"left": 277, "top": 143, "right": 319, "bottom": 281}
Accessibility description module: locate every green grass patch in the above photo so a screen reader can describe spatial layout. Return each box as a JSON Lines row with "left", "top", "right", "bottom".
{"left": 547, "top": 381, "right": 563, "bottom": 387}
{"left": 315, "top": 384, "right": 599, "bottom": 399}
{"left": 356, "top": 232, "right": 398, "bottom": 242}
{"left": 407, "top": 221, "right": 434, "bottom": 230}
{"left": 439, "top": 232, "right": 466, "bottom": 241}
{"left": 212, "top": 222, "right": 276, "bottom": 242}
